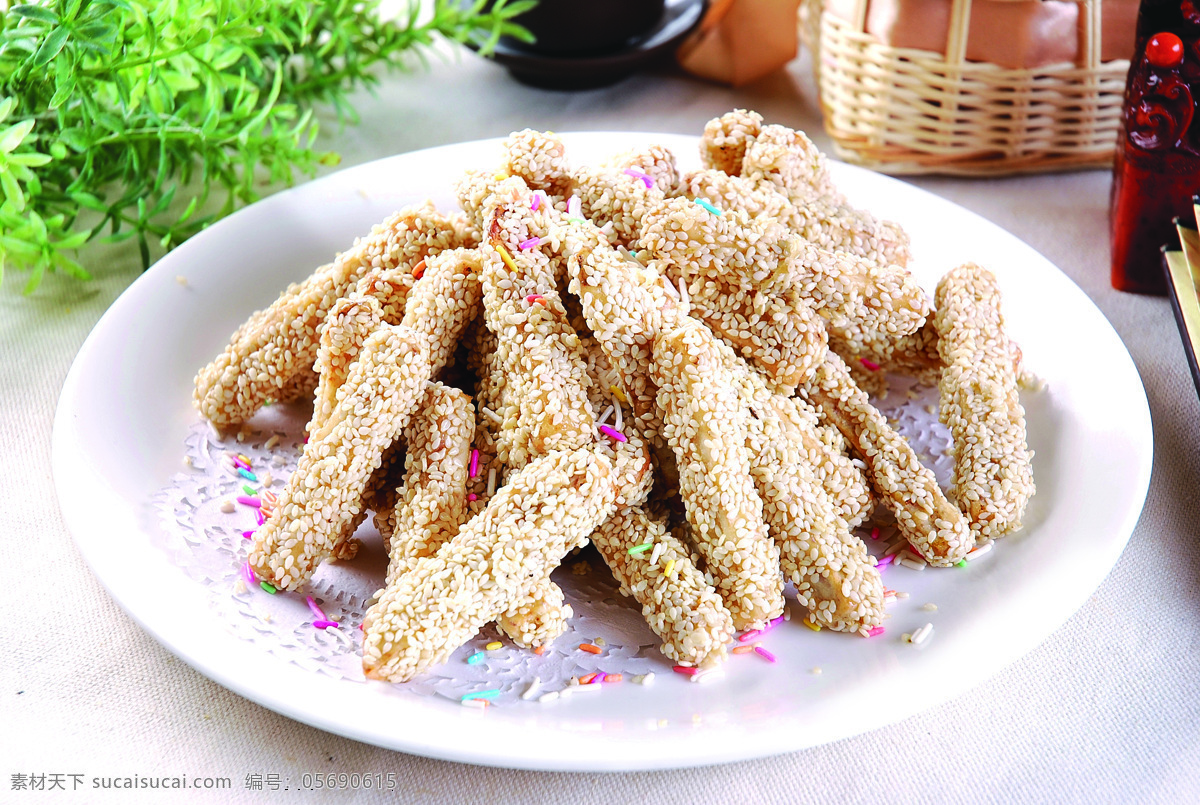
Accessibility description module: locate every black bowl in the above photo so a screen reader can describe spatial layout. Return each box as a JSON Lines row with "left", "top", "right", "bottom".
{"left": 499, "top": 0, "right": 667, "bottom": 56}
{"left": 472, "top": 0, "right": 704, "bottom": 90}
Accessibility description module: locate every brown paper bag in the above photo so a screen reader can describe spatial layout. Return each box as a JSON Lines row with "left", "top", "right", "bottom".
{"left": 677, "top": 0, "right": 805, "bottom": 86}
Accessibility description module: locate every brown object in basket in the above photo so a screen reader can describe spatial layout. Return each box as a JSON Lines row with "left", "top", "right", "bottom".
{"left": 800, "top": 0, "right": 1135, "bottom": 175}
{"left": 678, "top": 0, "right": 804, "bottom": 86}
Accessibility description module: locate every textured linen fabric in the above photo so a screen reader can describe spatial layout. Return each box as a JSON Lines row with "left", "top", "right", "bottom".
{"left": 4, "top": 48, "right": 1199, "bottom": 804}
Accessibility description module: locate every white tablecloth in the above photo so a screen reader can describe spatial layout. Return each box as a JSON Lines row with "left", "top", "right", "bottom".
{"left": 4, "top": 47, "right": 1198, "bottom": 804}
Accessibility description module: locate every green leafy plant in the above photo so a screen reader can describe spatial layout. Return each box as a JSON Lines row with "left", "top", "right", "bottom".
{"left": 0, "top": 0, "right": 534, "bottom": 293}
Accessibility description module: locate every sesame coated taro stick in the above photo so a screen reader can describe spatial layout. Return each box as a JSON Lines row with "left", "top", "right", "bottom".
{"left": 805, "top": 351, "right": 975, "bottom": 566}
{"left": 249, "top": 248, "right": 483, "bottom": 590}
{"left": 193, "top": 203, "right": 469, "bottom": 427}
{"left": 934, "top": 263, "right": 1035, "bottom": 541}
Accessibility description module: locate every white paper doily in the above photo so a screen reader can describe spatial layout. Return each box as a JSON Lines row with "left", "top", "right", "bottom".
{"left": 152, "top": 374, "right": 955, "bottom": 705}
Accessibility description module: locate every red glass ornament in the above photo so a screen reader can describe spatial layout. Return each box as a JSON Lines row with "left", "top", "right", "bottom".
{"left": 1146, "top": 32, "right": 1184, "bottom": 68}
{"left": 1110, "top": 3, "right": 1200, "bottom": 294}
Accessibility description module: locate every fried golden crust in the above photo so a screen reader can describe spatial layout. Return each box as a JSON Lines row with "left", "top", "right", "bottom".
{"left": 652, "top": 318, "right": 784, "bottom": 630}
{"left": 194, "top": 204, "right": 466, "bottom": 427}
{"left": 805, "top": 351, "right": 974, "bottom": 566}
{"left": 249, "top": 249, "right": 483, "bottom": 590}
{"left": 360, "top": 447, "right": 615, "bottom": 683}
{"left": 935, "top": 263, "right": 1034, "bottom": 540}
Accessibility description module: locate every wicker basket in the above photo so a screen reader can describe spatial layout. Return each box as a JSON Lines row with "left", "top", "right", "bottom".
{"left": 799, "top": 0, "right": 1131, "bottom": 175}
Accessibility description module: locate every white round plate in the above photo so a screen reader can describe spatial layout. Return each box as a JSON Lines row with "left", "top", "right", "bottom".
{"left": 53, "top": 133, "right": 1153, "bottom": 771}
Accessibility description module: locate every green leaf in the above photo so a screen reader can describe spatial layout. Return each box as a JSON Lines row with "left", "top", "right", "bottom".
{"left": 50, "top": 51, "right": 78, "bottom": 110}
{"left": 28, "top": 210, "right": 46, "bottom": 241}
{"left": 0, "top": 170, "right": 26, "bottom": 212}
{"left": 56, "top": 229, "right": 92, "bottom": 250}
{"left": 9, "top": 152, "right": 52, "bottom": 167}
{"left": 75, "top": 22, "right": 118, "bottom": 43}
{"left": 50, "top": 78, "right": 76, "bottom": 110}
{"left": 0, "top": 98, "right": 14, "bottom": 125}
{"left": 58, "top": 128, "right": 90, "bottom": 152}
{"left": 0, "top": 120, "right": 35, "bottom": 153}
{"left": 32, "top": 27, "right": 71, "bottom": 68}
{"left": 69, "top": 192, "right": 107, "bottom": 212}
{"left": 22, "top": 261, "right": 45, "bottom": 295}
{"left": 54, "top": 252, "right": 91, "bottom": 279}
{"left": 10, "top": 5, "right": 60, "bottom": 24}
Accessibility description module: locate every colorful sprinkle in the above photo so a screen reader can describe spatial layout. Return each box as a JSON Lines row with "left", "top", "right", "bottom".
{"left": 672, "top": 665, "right": 699, "bottom": 676}
{"left": 412, "top": 259, "right": 426, "bottom": 280}
{"left": 467, "top": 493, "right": 478, "bottom": 501}
{"left": 236, "top": 453, "right": 252, "bottom": 465}
{"left": 241, "top": 484, "right": 257, "bottom": 497}
{"left": 609, "top": 385, "right": 627, "bottom": 403}
{"left": 693, "top": 198, "right": 722, "bottom": 216}
{"left": 460, "top": 698, "right": 488, "bottom": 710}
{"left": 870, "top": 526, "right": 881, "bottom": 540}
{"left": 754, "top": 646, "right": 778, "bottom": 663}
{"left": 627, "top": 542, "right": 653, "bottom": 555}
{"left": 623, "top": 168, "right": 654, "bottom": 189}
{"left": 605, "top": 674, "right": 623, "bottom": 683}
{"left": 237, "top": 468, "right": 258, "bottom": 482}
{"left": 875, "top": 555, "right": 894, "bottom": 569}
{"left": 956, "top": 559, "right": 968, "bottom": 568}
{"left": 461, "top": 689, "right": 500, "bottom": 701}
{"left": 525, "top": 294, "right": 545, "bottom": 305}
{"left": 259, "top": 581, "right": 276, "bottom": 594}
{"left": 761, "top": 615, "right": 784, "bottom": 633}
{"left": 578, "top": 643, "right": 601, "bottom": 655}
{"left": 469, "top": 449, "right": 480, "bottom": 479}
{"left": 254, "top": 508, "right": 266, "bottom": 526}
{"left": 242, "top": 530, "right": 254, "bottom": 540}
{"left": 662, "top": 559, "right": 675, "bottom": 578}
{"left": 966, "top": 542, "right": 994, "bottom": 561}
{"left": 803, "top": 619, "right": 821, "bottom": 632}
{"left": 530, "top": 193, "right": 541, "bottom": 211}
{"left": 732, "top": 645, "right": 755, "bottom": 655}
{"left": 579, "top": 672, "right": 599, "bottom": 685}
{"left": 738, "top": 629, "right": 762, "bottom": 643}
{"left": 495, "top": 243, "right": 518, "bottom": 272}
{"left": 306, "top": 596, "right": 325, "bottom": 620}
{"left": 236, "top": 495, "right": 261, "bottom": 508}
{"left": 567, "top": 681, "right": 602, "bottom": 695}
{"left": 598, "top": 424, "right": 627, "bottom": 443}
{"left": 313, "top": 620, "right": 338, "bottom": 630}
{"left": 532, "top": 645, "right": 546, "bottom": 656}
{"left": 467, "top": 651, "right": 486, "bottom": 665}
{"left": 240, "top": 562, "right": 257, "bottom": 587}
{"left": 567, "top": 196, "right": 581, "bottom": 218}
{"left": 518, "top": 236, "right": 541, "bottom": 250}
{"left": 860, "top": 358, "right": 881, "bottom": 371}
{"left": 868, "top": 626, "right": 886, "bottom": 637}
{"left": 485, "top": 641, "right": 503, "bottom": 651}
